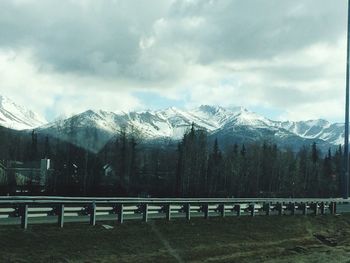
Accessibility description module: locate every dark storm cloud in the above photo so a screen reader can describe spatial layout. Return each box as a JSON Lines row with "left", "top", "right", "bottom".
{"left": 0, "top": 0, "right": 345, "bottom": 82}
{"left": 0, "top": 0, "right": 171, "bottom": 78}
{"left": 162, "top": 0, "right": 346, "bottom": 62}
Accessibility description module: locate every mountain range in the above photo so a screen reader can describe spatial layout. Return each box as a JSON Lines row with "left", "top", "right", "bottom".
{"left": 0, "top": 95, "right": 344, "bottom": 153}
{"left": 0, "top": 95, "right": 45, "bottom": 130}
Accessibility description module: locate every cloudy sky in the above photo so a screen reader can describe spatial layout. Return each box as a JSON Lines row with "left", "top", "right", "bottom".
{"left": 0, "top": 0, "right": 348, "bottom": 122}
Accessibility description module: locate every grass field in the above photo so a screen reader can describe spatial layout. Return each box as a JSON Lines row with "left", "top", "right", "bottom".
{"left": 2, "top": 215, "right": 350, "bottom": 263}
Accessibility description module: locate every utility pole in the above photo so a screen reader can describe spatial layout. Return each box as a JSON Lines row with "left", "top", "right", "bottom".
{"left": 343, "top": 0, "right": 350, "bottom": 199}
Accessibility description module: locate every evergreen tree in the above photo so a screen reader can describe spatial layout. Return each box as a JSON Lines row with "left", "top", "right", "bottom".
{"left": 310, "top": 142, "right": 320, "bottom": 196}
{"left": 44, "top": 135, "right": 51, "bottom": 159}
{"left": 207, "top": 138, "right": 223, "bottom": 196}
{"left": 30, "top": 130, "right": 38, "bottom": 161}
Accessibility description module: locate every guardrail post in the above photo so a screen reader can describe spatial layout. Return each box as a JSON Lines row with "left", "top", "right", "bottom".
{"left": 143, "top": 204, "right": 148, "bottom": 222}
{"left": 166, "top": 204, "right": 171, "bottom": 221}
{"left": 320, "top": 202, "right": 326, "bottom": 215}
{"left": 203, "top": 204, "right": 209, "bottom": 219}
{"left": 250, "top": 204, "right": 255, "bottom": 216}
{"left": 58, "top": 204, "right": 64, "bottom": 228}
{"left": 330, "top": 202, "right": 336, "bottom": 215}
{"left": 302, "top": 203, "right": 308, "bottom": 215}
{"left": 265, "top": 203, "right": 271, "bottom": 216}
{"left": 235, "top": 204, "right": 241, "bottom": 216}
{"left": 21, "top": 204, "right": 28, "bottom": 230}
{"left": 117, "top": 204, "right": 124, "bottom": 224}
{"left": 313, "top": 202, "right": 319, "bottom": 216}
{"left": 290, "top": 203, "right": 296, "bottom": 216}
{"left": 220, "top": 204, "right": 225, "bottom": 217}
{"left": 277, "top": 203, "right": 283, "bottom": 216}
{"left": 90, "top": 201, "right": 96, "bottom": 226}
{"left": 185, "top": 204, "right": 191, "bottom": 221}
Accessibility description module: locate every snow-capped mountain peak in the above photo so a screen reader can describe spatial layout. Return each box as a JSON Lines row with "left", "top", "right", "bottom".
{"left": 0, "top": 95, "right": 46, "bottom": 130}
{"left": 233, "top": 109, "right": 268, "bottom": 125}
{"left": 0, "top": 101, "right": 335, "bottom": 153}
{"left": 277, "top": 119, "right": 342, "bottom": 146}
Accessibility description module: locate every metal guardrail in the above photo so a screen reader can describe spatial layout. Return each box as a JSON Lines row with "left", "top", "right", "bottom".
{"left": 0, "top": 197, "right": 347, "bottom": 229}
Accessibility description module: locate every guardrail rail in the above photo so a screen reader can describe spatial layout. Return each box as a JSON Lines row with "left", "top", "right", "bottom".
{"left": 0, "top": 197, "right": 348, "bottom": 229}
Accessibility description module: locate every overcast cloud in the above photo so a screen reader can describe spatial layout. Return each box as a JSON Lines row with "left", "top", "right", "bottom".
{"left": 0, "top": 0, "right": 347, "bottom": 121}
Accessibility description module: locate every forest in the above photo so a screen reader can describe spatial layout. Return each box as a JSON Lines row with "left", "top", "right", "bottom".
{"left": 0, "top": 124, "right": 343, "bottom": 198}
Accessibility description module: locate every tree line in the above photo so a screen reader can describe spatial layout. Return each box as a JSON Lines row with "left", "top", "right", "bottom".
{"left": 0, "top": 124, "right": 343, "bottom": 197}
{"left": 175, "top": 125, "right": 341, "bottom": 198}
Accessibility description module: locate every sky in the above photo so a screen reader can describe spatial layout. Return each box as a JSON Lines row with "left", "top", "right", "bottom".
{"left": 0, "top": 0, "right": 348, "bottom": 122}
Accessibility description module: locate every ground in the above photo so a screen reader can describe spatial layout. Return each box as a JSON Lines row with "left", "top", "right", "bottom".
{"left": 1, "top": 215, "right": 350, "bottom": 263}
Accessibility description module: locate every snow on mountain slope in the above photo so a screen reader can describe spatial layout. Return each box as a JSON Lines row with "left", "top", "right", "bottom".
{"left": 278, "top": 120, "right": 343, "bottom": 146}
{"left": 0, "top": 95, "right": 46, "bottom": 130}
{"left": 38, "top": 105, "right": 344, "bottom": 153}
{"left": 0, "top": 93, "right": 342, "bottom": 153}
{"left": 40, "top": 106, "right": 245, "bottom": 151}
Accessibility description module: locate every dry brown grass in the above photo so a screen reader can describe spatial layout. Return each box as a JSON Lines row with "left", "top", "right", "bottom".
{"left": 1, "top": 215, "right": 350, "bottom": 262}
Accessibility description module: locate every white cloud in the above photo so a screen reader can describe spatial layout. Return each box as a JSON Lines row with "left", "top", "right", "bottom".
{"left": 0, "top": 49, "right": 142, "bottom": 119}
{"left": 0, "top": 0, "right": 348, "bottom": 122}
